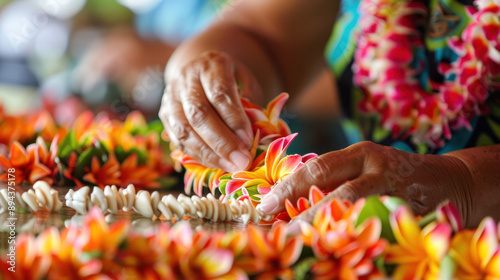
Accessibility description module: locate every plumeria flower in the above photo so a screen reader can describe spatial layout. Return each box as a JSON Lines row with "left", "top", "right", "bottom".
{"left": 0, "top": 140, "right": 57, "bottom": 184}
{"left": 82, "top": 154, "right": 122, "bottom": 188}
{"left": 171, "top": 149, "right": 228, "bottom": 196}
{"left": 220, "top": 133, "right": 317, "bottom": 202}
{"left": 386, "top": 206, "right": 452, "bottom": 279}
{"left": 242, "top": 222, "right": 303, "bottom": 279}
{"left": 242, "top": 92, "right": 291, "bottom": 147}
{"left": 118, "top": 153, "right": 161, "bottom": 189}
{"left": 299, "top": 199, "right": 386, "bottom": 280}
{"left": 167, "top": 222, "right": 246, "bottom": 280}
{"left": 80, "top": 208, "right": 130, "bottom": 259}
{"left": 0, "top": 235, "right": 50, "bottom": 280}
{"left": 285, "top": 185, "right": 325, "bottom": 220}
{"left": 449, "top": 217, "right": 500, "bottom": 278}
{"left": 40, "top": 226, "right": 105, "bottom": 279}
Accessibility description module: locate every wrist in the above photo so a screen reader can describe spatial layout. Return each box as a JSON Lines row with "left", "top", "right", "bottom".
{"left": 439, "top": 154, "right": 475, "bottom": 227}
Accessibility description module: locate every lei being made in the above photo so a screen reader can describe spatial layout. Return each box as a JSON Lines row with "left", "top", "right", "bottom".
{"left": 1, "top": 0, "right": 500, "bottom": 278}
{"left": 353, "top": 0, "right": 500, "bottom": 147}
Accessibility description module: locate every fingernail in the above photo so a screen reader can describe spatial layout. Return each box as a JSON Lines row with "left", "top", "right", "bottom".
{"left": 286, "top": 220, "right": 302, "bottom": 235}
{"left": 219, "top": 158, "right": 239, "bottom": 173}
{"left": 236, "top": 129, "right": 253, "bottom": 149}
{"left": 229, "top": 150, "right": 251, "bottom": 171}
{"left": 257, "top": 193, "right": 279, "bottom": 213}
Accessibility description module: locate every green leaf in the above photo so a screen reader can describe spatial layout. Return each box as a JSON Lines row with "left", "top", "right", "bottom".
{"left": 355, "top": 196, "right": 396, "bottom": 243}
{"left": 75, "top": 148, "right": 104, "bottom": 178}
{"left": 440, "top": 254, "right": 456, "bottom": 279}
{"left": 373, "top": 126, "right": 390, "bottom": 142}
{"left": 218, "top": 180, "right": 228, "bottom": 195}
{"left": 374, "top": 257, "right": 386, "bottom": 275}
{"left": 293, "top": 257, "right": 316, "bottom": 280}
{"left": 114, "top": 146, "right": 147, "bottom": 165}
{"left": 81, "top": 251, "right": 102, "bottom": 262}
{"left": 418, "top": 212, "right": 437, "bottom": 229}
{"left": 245, "top": 185, "right": 262, "bottom": 201}
{"left": 255, "top": 148, "right": 265, "bottom": 159}
{"left": 156, "top": 177, "right": 178, "bottom": 189}
{"left": 146, "top": 120, "right": 165, "bottom": 134}
{"left": 58, "top": 130, "right": 78, "bottom": 160}
{"left": 382, "top": 196, "right": 407, "bottom": 212}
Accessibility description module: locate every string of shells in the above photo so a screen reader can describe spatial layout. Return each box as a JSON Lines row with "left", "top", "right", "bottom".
{"left": 1, "top": 181, "right": 273, "bottom": 224}
{"left": 0, "top": 181, "right": 63, "bottom": 213}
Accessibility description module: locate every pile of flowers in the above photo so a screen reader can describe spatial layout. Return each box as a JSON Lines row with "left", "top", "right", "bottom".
{"left": 2, "top": 191, "right": 499, "bottom": 279}
{"left": 353, "top": 0, "right": 500, "bottom": 147}
{"left": 0, "top": 106, "right": 174, "bottom": 189}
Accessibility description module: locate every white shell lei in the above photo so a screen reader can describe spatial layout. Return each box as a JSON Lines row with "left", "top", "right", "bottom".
{"left": 1, "top": 181, "right": 273, "bottom": 224}
{"left": 0, "top": 181, "right": 63, "bottom": 213}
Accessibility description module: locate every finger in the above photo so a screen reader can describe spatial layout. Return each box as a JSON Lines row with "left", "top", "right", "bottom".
{"left": 162, "top": 89, "right": 236, "bottom": 171}
{"left": 200, "top": 54, "right": 253, "bottom": 149}
{"left": 181, "top": 71, "right": 252, "bottom": 172}
{"left": 257, "top": 147, "right": 365, "bottom": 215}
{"left": 287, "top": 173, "right": 387, "bottom": 231}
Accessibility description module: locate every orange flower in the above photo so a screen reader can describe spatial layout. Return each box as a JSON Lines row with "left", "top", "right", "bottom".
{"left": 242, "top": 222, "right": 303, "bottom": 279}
{"left": 0, "top": 139, "right": 57, "bottom": 184}
{"left": 0, "top": 235, "right": 50, "bottom": 280}
{"left": 118, "top": 153, "right": 160, "bottom": 189}
{"left": 167, "top": 222, "right": 246, "bottom": 280}
{"left": 285, "top": 185, "right": 325, "bottom": 220}
{"left": 220, "top": 134, "right": 316, "bottom": 202}
{"left": 386, "top": 206, "right": 452, "bottom": 279}
{"left": 242, "top": 92, "right": 291, "bottom": 146}
{"left": 171, "top": 149, "right": 226, "bottom": 196}
{"left": 299, "top": 200, "right": 387, "bottom": 280}
{"left": 449, "top": 217, "right": 500, "bottom": 279}
{"left": 82, "top": 154, "right": 121, "bottom": 188}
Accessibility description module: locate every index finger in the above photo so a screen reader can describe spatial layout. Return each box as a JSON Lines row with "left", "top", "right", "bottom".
{"left": 257, "top": 147, "right": 366, "bottom": 215}
{"left": 199, "top": 52, "right": 254, "bottom": 149}
{"left": 180, "top": 71, "right": 252, "bottom": 172}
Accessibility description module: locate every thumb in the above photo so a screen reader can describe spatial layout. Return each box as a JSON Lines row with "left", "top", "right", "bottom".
{"left": 257, "top": 151, "right": 363, "bottom": 215}
{"left": 286, "top": 173, "right": 387, "bottom": 234}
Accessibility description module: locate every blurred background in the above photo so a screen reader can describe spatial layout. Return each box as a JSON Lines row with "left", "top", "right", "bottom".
{"left": 0, "top": 0, "right": 348, "bottom": 155}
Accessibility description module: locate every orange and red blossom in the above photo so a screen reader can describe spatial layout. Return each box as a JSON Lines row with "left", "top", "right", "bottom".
{"left": 166, "top": 222, "right": 247, "bottom": 280}
{"left": 386, "top": 206, "right": 452, "bottom": 280}
{"left": 242, "top": 92, "right": 291, "bottom": 146}
{"left": 0, "top": 137, "right": 58, "bottom": 185}
{"left": 299, "top": 199, "right": 387, "bottom": 280}
{"left": 285, "top": 185, "right": 325, "bottom": 220}
{"left": 222, "top": 133, "right": 317, "bottom": 201}
{"left": 241, "top": 222, "right": 303, "bottom": 279}
{"left": 171, "top": 149, "right": 227, "bottom": 196}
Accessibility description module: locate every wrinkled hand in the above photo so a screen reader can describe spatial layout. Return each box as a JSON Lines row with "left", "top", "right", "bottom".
{"left": 160, "top": 50, "right": 261, "bottom": 172}
{"left": 257, "top": 141, "right": 475, "bottom": 228}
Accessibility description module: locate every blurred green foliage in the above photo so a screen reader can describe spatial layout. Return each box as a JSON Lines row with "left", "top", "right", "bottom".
{"left": 85, "top": 0, "right": 133, "bottom": 24}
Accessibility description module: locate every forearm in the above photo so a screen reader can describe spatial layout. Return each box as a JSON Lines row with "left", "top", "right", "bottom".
{"left": 165, "top": 0, "right": 338, "bottom": 105}
{"left": 445, "top": 144, "right": 500, "bottom": 226}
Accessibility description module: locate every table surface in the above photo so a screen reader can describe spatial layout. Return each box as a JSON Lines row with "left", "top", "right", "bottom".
{"left": 0, "top": 183, "right": 269, "bottom": 255}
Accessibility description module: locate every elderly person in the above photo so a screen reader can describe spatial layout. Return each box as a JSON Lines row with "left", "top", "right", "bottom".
{"left": 159, "top": 0, "right": 500, "bottom": 228}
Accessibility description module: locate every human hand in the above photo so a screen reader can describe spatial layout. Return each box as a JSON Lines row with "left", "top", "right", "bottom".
{"left": 160, "top": 50, "right": 261, "bottom": 173}
{"left": 257, "top": 141, "right": 476, "bottom": 229}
